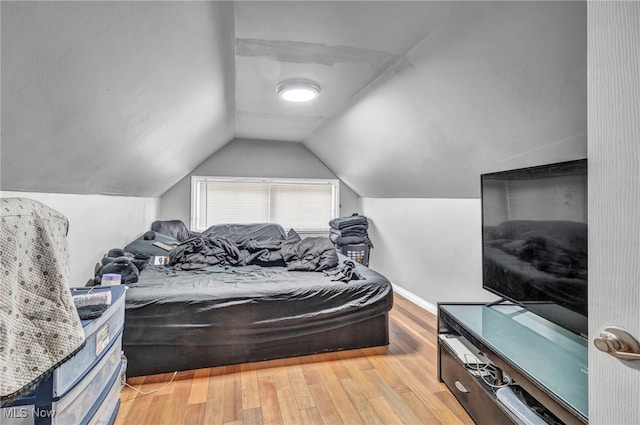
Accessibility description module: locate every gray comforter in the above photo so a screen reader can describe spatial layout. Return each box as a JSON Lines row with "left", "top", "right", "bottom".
{"left": 167, "top": 233, "right": 339, "bottom": 272}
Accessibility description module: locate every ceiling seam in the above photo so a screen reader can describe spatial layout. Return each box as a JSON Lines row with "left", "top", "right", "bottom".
{"left": 301, "top": 3, "right": 465, "bottom": 146}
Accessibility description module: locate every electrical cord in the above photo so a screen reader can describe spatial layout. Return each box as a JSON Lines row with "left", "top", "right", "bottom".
{"left": 119, "top": 371, "right": 178, "bottom": 399}
{"left": 462, "top": 353, "right": 513, "bottom": 388}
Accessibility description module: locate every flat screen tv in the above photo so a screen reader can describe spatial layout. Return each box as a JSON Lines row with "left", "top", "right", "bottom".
{"left": 481, "top": 159, "right": 588, "bottom": 338}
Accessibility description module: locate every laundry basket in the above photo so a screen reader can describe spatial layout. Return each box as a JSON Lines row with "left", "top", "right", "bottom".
{"left": 337, "top": 243, "right": 370, "bottom": 267}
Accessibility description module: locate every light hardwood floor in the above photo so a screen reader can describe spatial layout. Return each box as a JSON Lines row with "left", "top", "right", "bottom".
{"left": 114, "top": 294, "right": 473, "bottom": 425}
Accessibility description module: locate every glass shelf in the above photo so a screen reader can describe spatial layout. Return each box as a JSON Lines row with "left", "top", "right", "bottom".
{"left": 440, "top": 303, "right": 588, "bottom": 420}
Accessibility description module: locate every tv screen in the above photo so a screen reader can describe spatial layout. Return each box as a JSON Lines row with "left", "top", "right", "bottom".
{"left": 481, "top": 159, "right": 588, "bottom": 338}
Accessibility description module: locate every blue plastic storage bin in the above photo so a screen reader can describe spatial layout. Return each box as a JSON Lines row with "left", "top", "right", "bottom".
{"left": 1, "top": 286, "right": 126, "bottom": 425}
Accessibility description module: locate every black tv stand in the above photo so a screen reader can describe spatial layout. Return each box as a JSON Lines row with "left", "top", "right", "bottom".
{"left": 437, "top": 302, "right": 588, "bottom": 425}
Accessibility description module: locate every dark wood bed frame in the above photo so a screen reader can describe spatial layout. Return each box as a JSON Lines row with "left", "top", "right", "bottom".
{"left": 124, "top": 312, "right": 389, "bottom": 377}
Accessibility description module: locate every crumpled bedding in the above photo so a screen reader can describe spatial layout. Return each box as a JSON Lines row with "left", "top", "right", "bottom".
{"left": 168, "top": 236, "right": 245, "bottom": 270}
{"left": 0, "top": 198, "right": 85, "bottom": 402}
{"left": 325, "top": 259, "right": 365, "bottom": 282}
{"left": 202, "top": 223, "right": 287, "bottom": 244}
{"left": 168, "top": 229, "right": 338, "bottom": 272}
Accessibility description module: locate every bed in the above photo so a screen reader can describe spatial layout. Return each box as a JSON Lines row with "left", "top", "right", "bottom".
{"left": 108, "top": 222, "right": 393, "bottom": 377}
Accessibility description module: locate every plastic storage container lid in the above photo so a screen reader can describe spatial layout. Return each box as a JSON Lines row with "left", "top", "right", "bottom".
{"left": 102, "top": 274, "right": 121, "bottom": 282}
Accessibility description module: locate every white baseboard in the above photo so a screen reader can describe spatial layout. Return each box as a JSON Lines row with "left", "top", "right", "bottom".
{"left": 391, "top": 283, "right": 438, "bottom": 315}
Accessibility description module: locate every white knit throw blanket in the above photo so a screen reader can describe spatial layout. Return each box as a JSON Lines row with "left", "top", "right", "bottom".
{"left": 1, "top": 198, "right": 85, "bottom": 401}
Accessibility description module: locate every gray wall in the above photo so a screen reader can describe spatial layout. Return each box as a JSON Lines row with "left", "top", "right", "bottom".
{"left": 304, "top": 2, "right": 587, "bottom": 308}
{"left": 588, "top": 2, "right": 640, "bottom": 423}
{"left": 159, "top": 138, "right": 360, "bottom": 227}
{"left": 362, "top": 198, "right": 495, "bottom": 309}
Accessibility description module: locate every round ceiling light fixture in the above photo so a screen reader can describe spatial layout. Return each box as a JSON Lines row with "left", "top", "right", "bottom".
{"left": 276, "top": 79, "right": 321, "bottom": 103}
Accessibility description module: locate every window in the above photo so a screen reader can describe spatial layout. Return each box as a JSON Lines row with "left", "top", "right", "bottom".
{"left": 191, "top": 177, "right": 340, "bottom": 233}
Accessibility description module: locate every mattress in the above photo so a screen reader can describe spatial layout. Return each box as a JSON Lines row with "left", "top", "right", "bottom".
{"left": 123, "top": 255, "right": 393, "bottom": 376}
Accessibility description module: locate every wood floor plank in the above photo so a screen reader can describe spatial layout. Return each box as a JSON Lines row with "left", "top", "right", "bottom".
{"left": 223, "top": 365, "right": 243, "bottom": 424}
{"left": 385, "top": 320, "right": 471, "bottom": 422}
{"left": 363, "top": 349, "right": 411, "bottom": 393}
{"left": 392, "top": 308, "right": 439, "bottom": 352}
{"left": 385, "top": 341, "right": 473, "bottom": 421}
{"left": 339, "top": 377, "right": 385, "bottom": 425}
{"left": 394, "top": 294, "right": 438, "bottom": 330}
{"left": 302, "top": 365, "right": 344, "bottom": 425}
{"left": 203, "top": 366, "right": 226, "bottom": 425}
{"left": 276, "top": 382, "right": 304, "bottom": 425}
{"left": 368, "top": 395, "right": 407, "bottom": 425}
{"left": 287, "top": 363, "right": 315, "bottom": 410}
{"left": 363, "top": 368, "right": 423, "bottom": 424}
{"left": 183, "top": 402, "right": 206, "bottom": 425}
{"left": 241, "top": 363, "right": 261, "bottom": 410}
{"left": 147, "top": 372, "right": 178, "bottom": 396}
{"left": 188, "top": 368, "right": 210, "bottom": 405}
{"left": 271, "top": 361, "right": 292, "bottom": 392}
{"left": 306, "top": 383, "right": 343, "bottom": 425}
{"left": 317, "top": 362, "right": 363, "bottom": 425}
{"left": 337, "top": 355, "right": 383, "bottom": 400}
{"left": 242, "top": 407, "right": 264, "bottom": 425}
{"left": 161, "top": 370, "right": 193, "bottom": 425}
{"left": 115, "top": 390, "right": 155, "bottom": 425}
{"left": 433, "top": 389, "right": 478, "bottom": 425}
{"left": 390, "top": 330, "right": 439, "bottom": 380}
{"left": 400, "top": 389, "right": 450, "bottom": 425}
{"left": 144, "top": 394, "right": 176, "bottom": 425}
{"left": 258, "top": 375, "right": 284, "bottom": 425}
{"left": 323, "top": 351, "right": 352, "bottom": 381}
{"left": 299, "top": 407, "right": 325, "bottom": 425}
{"left": 114, "top": 292, "right": 473, "bottom": 425}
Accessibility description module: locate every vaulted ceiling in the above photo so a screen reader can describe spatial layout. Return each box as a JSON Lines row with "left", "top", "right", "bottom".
{"left": 0, "top": 1, "right": 587, "bottom": 198}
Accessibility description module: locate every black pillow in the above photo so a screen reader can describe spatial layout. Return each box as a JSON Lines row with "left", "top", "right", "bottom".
{"left": 202, "top": 223, "right": 286, "bottom": 245}
{"left": 281, "top": 229, "right": 302, "bottom": 262}
{"left": 151, "top": 220, "right": 201, "bottom": 242}
{"left": 286, "top": 237, "right": 338, "bottom": 272}
{"left": 123, "top": 231, "right": 180, "bottom": 257}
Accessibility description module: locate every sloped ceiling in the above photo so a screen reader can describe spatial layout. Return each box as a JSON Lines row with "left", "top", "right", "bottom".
{"left": 1, "top": 1, "right": 236, "bottom": 196}
{"left": 0, "top": 1, "right": 586, "bottom": 199}
{"left": 305, "top": 1, "right": 587, "bottom": 198}
{"left": 233, "top": 1, "right": 455, "bottom": 141}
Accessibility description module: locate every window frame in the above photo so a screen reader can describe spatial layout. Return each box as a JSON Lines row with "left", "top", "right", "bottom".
{"left": 190, "top": 176, "right": 340, "bottom": 234}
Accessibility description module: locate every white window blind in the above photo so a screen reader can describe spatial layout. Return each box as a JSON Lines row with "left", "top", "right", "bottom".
{"left": 192, "top": 177, "right": 339, "bottom": 232}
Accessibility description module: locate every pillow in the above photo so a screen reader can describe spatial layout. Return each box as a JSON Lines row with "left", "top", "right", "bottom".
{"left": 202, "top": 223, "right": 286, "bottom": 245}
{"left": 151, "top": 220, "right": 200, "bottom": 242}
{"left": 123, "top": 231, "right": 180, "bottom": 257}
{"left": 281, "top": 228, "right": 302, "bottom": 262}
{"left": 286, "top": 236, "right": 338, "bottom": 272}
